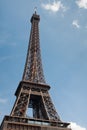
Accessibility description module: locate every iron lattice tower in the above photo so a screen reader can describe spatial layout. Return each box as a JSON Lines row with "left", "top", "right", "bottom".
{"left": 0, "top": 12, "right": 71, "bottom": 130}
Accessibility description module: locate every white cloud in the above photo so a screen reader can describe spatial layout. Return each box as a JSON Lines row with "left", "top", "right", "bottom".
{"left": 0, "top": 98, "right": 7, "bottom": 104}
{"left": 41, "top": 1, "right": 66, "bottom": 12}
{"left": 85, "top": 25, "right": 87, "bottom": 28}
{"left": 69, "top": 122, "right": 86, "bottom": 130}
{"left": 72, "top": 20, "right": 80, "bottom": 28}
{"left": 76, "top": 0, "right": 87, "bottom": 9}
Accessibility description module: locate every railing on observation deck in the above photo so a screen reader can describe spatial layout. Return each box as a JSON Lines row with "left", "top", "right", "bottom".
{"left": 0, "top": 115, "right": 70, "bottom": 128}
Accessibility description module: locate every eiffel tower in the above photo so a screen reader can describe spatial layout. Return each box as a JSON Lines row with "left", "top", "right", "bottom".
{"left": 0, "top": 11, "right": 71, "bottom": 130}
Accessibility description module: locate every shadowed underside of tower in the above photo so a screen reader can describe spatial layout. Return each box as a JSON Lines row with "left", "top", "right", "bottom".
{"left": 0, "top": 12, "right": 71, "bottom": 130}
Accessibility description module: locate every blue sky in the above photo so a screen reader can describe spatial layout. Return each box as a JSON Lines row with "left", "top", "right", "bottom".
{"left": 0, "top": 0, "right": 87, "bottom": 130}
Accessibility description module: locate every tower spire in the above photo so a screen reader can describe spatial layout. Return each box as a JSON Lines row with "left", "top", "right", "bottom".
{"left": 34, "top": 7, "right": 37, "bottom": 14}
{"left": 22, "top": 12, "right": 46, "bottom": 84}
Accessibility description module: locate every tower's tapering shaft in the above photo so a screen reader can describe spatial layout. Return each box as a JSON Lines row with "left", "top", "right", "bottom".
{"left": 22, "top": 12, "right": 46, "bottom": 84}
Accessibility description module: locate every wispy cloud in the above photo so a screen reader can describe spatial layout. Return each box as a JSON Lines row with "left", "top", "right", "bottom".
{"left": 69, "top": 122, "right": 86, "bottom": 130}
{"left": 76, "top": 0, "right": 87, "bottom": 9}
{"left": 0, "top": 31, "right": 18, "bottom": 47}
{"left": 85, "top": 25, "right": 87, "bottom": 29}
{"left": 72, "top": 20, "right": 80, "bottom": 28}
{"left": 0, "top": 98, "right": 7, "bottom": 104}
{"left": 0, "top": 55, "right": 23, "bottom": 63}
{"left": 0, "top": 56, "right": 13, "bottom": 63}
{"left": 41, "top": 0, "right": 66, "bottom": 12}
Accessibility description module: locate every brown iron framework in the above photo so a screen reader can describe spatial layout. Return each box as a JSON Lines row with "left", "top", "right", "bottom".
{"left": 22, "top": 12, "right": 45, "bottom": 84}
{"left": 0, "top": 11, "right": 71, "bottom": 130}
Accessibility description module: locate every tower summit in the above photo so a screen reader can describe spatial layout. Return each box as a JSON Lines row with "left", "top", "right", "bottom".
{"left": 22, "top": 11, "right": 46, "bottom": 84}
{"left": 0, "top": 12, "right": 71, "bottom": 130}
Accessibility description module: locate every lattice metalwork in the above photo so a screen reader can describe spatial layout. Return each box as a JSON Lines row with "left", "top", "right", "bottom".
{"left": 0, "top": 12, "right": 71, "bottom": 130}
{"left": 9, "top": 12, "right": 61, "bottom": 121}
{"left": 11, "top": 88, "right": 30, "bottom": 117}
{"left": 10, "top": 83, "right": 60, "bottom": 121}
{"left": 22, "top": 12, "right": 46, "bottom": 84}
{"left": 42, "top": 92, "right": 60, "bottom": 121}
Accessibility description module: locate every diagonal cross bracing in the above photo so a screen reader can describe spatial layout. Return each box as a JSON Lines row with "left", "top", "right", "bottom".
{"left": 22, "top": 13, "right": 46, "bottom": 84}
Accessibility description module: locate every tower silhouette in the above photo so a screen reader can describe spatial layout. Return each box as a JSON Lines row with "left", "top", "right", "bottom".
{"left": 0, "top": 12, "right": 71, "bottom": 130}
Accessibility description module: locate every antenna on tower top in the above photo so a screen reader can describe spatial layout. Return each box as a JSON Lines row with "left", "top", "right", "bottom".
{"left": 34, "top": 7, "right": 37, "bottom": 14}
